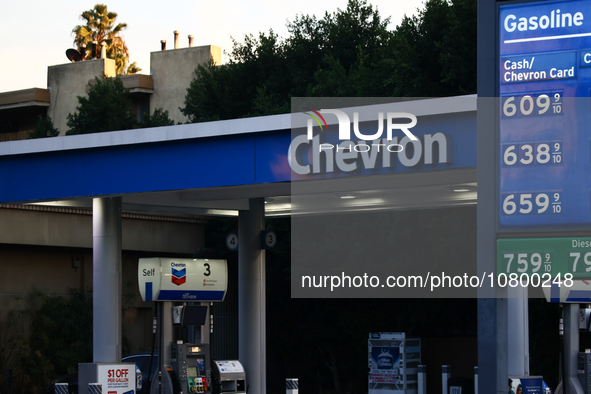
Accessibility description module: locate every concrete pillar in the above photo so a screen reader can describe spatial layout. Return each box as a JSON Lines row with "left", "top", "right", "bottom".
{"left": 93, "top": 197, "right": 122, "bottom": 362}
{"left": 162, "top": 302, "right": 173, "bottom": 365}
{"left": 508, "top": 286, "right": 529, "bottom": 376}
{"left": 556, "top": 304, "right": 585, "bottom": 394}
{"left": 239, "top": 198, "right": 266, "bottom": 394}
{"left": 153, "top": 303, "right": 173, "bottom": 394}
{"left": 201, "top": 302, "right": 210, "bottom": 344}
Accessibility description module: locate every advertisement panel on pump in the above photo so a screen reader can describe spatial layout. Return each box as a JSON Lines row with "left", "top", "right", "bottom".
{"left": 368, "top": 332, "right": 421, "bottom": 394}
{"left": 78, "top": 363, "right": 137, "bottom": 394}
{"left": 138, "top": 258, "right": 227, "bottom": 302}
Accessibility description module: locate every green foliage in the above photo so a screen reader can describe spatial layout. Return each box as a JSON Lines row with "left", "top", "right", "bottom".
{"left": 390, "top": 0, "right": 477, "bottom": 96}
{"left": 0, "top": 289, "right": 92, "bottom": 394}
{"left": 73, "top": 4, "right": 140, "bottom": 75}
{"left": 141, "top": 108, "right": 175, "bottom": 128}
{"left": 28, "top": 289, "right": 93, "bottom": 376}
{"left": 0, "top": 297, "right": 53, "bottom": 394}
{"left": 181, "top": 0, "right": 477, "bottom": 123}
{"left": 66, "top": 75, "right": 136, "bottom": 135}
{"left": 66, "top": 75, "right": 176, "bottom": 134}
{"left": 28, "top": 116, "right": 60, "bottom": 139}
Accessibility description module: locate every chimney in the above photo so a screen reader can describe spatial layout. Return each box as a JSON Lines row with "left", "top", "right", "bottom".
{"left": 161, "top": 40, "right": 167, "bottom": 51}
{"left": 91, "top": 41, "right": 98, "bottom": 59}
{"left": 174, "top": 30, "right": 179, "bottom": 49}
{"left": 188, "top": 35, "right": 194, "bottom": 47}
{"left": 100, "top": 42, "right": 107, "bottom": 59}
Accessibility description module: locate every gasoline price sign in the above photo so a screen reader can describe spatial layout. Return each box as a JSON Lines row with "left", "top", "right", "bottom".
{"left": 497, "top": 237, "right": 591, "bottom": 279}
{"left": 499, "top": 0, "right": 591, "bottom": 229}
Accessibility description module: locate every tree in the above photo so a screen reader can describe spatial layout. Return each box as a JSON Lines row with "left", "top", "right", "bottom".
{"left": 28, "top": 289, "right": 93, "bottom": 376}
{"left": 29, "top": 115, "right": 60, "bottom": 139}
{"left": 66, "top": 75, "right": 136, "bottom": 135}
{"left": 141, "top": 108, "right": 176, "bottom": 128}
{"left": 181, "top": 0, "right": 477, "bottom": 123}
{"left": 72, "top": 4, "right": 140, "bottom": 75}
{"left": 390, "top": 0, "right": 477, "bottom": 96}
{"left": 66, "top": 75, "right": 175, "bottom": 135}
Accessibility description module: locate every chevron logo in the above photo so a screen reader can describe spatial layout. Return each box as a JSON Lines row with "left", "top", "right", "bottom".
{"left": 172, "top": 267, "right": 186, "bottom": 286}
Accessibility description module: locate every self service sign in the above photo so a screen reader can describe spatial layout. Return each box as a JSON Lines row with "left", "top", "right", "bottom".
{"left": 499, "top": 0, "right": 591, "bottom": 229}
{"left": 138, "top": 258, "right": 227, "bottom": 302}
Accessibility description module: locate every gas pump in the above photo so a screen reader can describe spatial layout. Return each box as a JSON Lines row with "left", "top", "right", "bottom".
{"left": 171, "top": 304, "right": 212, "bottom": 393}
{"left": 138, "top": 258, "right": 244, "bottom": 394}
{"left": 172, "top": 343, "right": 211, "bottom": 393}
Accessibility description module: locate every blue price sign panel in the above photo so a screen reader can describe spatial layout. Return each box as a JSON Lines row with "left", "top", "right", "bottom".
{"left": 499, "top": 0, "right": 591, "bottom": 229}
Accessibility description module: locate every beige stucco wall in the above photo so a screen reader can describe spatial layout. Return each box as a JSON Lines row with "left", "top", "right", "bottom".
{"left": 0, "top": 247, "right": 155, "bottom": 353}
{"left": 150, "top": 45, "right": 221, "bottom": 124}
{"left": 0, "top": 207, "right": 204, "bottom": 253}
{"left": 0, "top": 207, "right": 206, "bottom": 353}
{"left": 47, "top": 58, "right": 116, "bottom": 135}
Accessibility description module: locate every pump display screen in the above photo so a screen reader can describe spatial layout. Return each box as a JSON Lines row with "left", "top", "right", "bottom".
{"left": 182, "top": 306, "right": 208, "bottom": 326}
{"left": 188, "top": 367, "right": 198, "bottom": 377}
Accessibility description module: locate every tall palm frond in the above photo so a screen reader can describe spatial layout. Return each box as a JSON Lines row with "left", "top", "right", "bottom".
{"left": 72, "top": 4, "right": 139, "bottom": 75}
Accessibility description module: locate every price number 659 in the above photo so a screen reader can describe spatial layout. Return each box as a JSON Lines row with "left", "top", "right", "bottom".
{"left": 502, "top": 192, "right": 561, "bottom": 215}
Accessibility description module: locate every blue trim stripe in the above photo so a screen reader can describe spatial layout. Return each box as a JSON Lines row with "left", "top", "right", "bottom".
{"left": 157, "top": 290, "right": 225, "bottom": 301}
{"left": 566, "top": 290, "right": 591, "bottom": 302}
{"left": 551, "top": 282, "right": 560, "bottom": 303}
{"left": 146, "top": 282, "right": 153, "bottom": 302}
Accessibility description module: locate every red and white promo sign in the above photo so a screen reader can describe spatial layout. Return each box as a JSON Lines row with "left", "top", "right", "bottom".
{"left": 97, "top": 364, "right": 135, "bottom": 394}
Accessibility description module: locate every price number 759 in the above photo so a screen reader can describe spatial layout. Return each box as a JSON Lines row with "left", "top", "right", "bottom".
{"left": 504, "top": 252, "right": 552, "bottom": 273}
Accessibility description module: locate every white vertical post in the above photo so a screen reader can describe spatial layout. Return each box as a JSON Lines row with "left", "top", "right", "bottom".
{"left": 418, "top": 365, "right": 427, "bottom": 394}
{"left": 93, "top": 197, "right": 122, "bottom": 362}
{"left": 442, "top": 365, "right": 451, "bottom": 394}
{"left": 508, "top": 285, "right": 529, "bottom": 376}
{"left": 239, "top": 198, "right": 266, "bottom": 394}
{"left": 474, "top": 366, "right": 478, "bottom": 394}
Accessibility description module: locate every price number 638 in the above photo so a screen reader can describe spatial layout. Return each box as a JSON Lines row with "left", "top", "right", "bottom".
{"left": 503, "top": 143, "right": 561, "bottom": 166}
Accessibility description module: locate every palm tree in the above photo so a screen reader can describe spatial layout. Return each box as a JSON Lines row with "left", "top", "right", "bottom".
{"left": 72, "top": 4, "right": 140, "bottom": 75}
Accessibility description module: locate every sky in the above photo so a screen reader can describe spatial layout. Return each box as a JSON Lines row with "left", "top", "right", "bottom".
{"left": 0, "top": 0, "right": 426, "bottom": 92}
